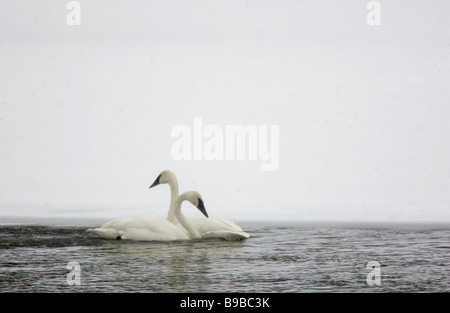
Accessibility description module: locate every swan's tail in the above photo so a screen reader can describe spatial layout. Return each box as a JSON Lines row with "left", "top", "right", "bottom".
{"left": 86, "top": 227, "right": 122, "bottom": 239}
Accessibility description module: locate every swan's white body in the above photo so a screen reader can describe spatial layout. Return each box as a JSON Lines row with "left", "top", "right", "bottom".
{"left": 87, "top": 191, "right": 205, "bottom": 241}
{"left": 151, "top": 170, "right": 250, "bottom": 240}
{"left": 87, "top": 216, "right": 190, "bottom": 241}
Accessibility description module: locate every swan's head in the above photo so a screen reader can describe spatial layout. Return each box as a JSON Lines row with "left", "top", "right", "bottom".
{"left": 183, "top": 191, "right": 208, "bottom": 218}
{"left": 196, "top": 197, "right": 208, "bottom": 218}
{"left": 149, "top": 170, "right": 177, "bottom": 188}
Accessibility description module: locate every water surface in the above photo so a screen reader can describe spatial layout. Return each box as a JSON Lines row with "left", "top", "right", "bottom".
{"left": 1, "top": 224, "right": 449, "bottom": 292}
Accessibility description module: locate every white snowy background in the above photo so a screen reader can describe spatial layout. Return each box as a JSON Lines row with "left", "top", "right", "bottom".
{"left": 1, "top": 1, "right": 449, "bottom": 224}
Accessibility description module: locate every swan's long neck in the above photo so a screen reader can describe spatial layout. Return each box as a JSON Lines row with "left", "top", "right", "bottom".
{"left": 166, "top": 175, "right": 179, "bottom": 223}
{"left": 174, "top": 195, "right": 201, "bottom": 239}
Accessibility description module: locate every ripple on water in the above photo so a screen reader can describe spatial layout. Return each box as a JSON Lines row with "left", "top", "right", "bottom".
{"left": 0, "top": 225, "right": 449, "bottom": 292}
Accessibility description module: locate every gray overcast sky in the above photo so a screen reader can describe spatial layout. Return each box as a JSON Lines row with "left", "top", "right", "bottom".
{"left": 1, "top": 1, "right": 449, "bottom": 223}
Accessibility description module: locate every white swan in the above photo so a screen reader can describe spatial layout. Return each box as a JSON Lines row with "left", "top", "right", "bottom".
{"left": 149, "top": 170, "right": 250, "bottom": 241}
{"left": 86, "top": 191, "right": 208, "bottom": 241}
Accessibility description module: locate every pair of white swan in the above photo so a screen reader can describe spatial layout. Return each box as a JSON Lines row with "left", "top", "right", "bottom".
{"left": 87, "top": 170, "right": 250, "bottom": 241}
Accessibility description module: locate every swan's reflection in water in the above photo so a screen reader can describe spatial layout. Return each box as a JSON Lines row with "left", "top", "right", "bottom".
{"left": 88, "top": 239, "right": 246, "bottom": 292}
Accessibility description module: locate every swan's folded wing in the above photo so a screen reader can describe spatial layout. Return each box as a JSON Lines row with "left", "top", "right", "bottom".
{"left": 184, "top": 216, "right": 250, "bottom": 240}
{"left": 203, "top": 230, "right": 250, "bottom": 241}
{"left": 188, "top": 216, "right": 244, "bottom": 233}
{"left": 212, "top": 217, "right": 245, "bottom": 232}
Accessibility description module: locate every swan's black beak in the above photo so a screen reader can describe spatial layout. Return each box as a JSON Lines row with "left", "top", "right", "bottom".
{"left": 149, "top": 174, "right": 161, "bottom": 189}
{"left": 197, "top": 198, "right": 208, "bottom": 218}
